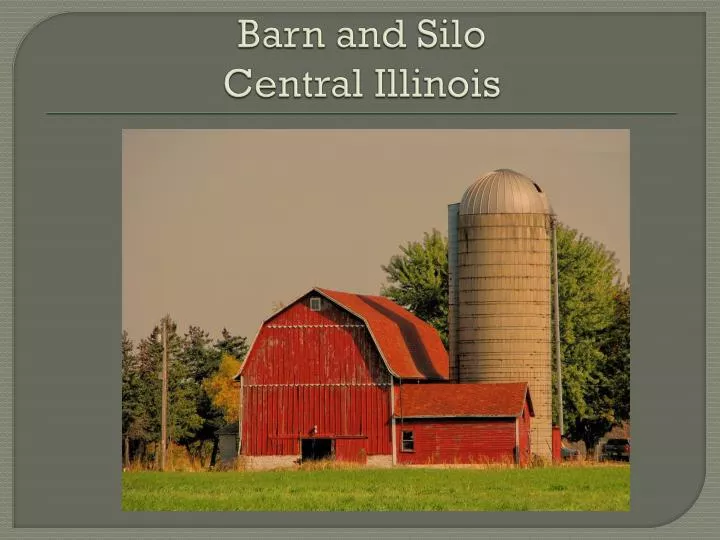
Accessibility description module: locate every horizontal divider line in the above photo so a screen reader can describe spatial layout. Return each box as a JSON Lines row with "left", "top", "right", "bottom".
{"left": 267, "top": 324, "right": 365, "bottom": 328}
{"left": 45, "top": 111, "right": 678, "bottom": 116}
{"left": 245, "top": 383, "right": 391, "bottom": 387}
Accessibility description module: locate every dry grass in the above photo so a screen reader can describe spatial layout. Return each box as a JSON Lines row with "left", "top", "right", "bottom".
{"left": 249, "top": 455, "right": 629, "bottom": 472}
{"left": 123, "top": 443, "right": 213, "bottom": 472}
{"left": 298, "top": 459, "right": 365, "bottom": 471}
{"left": 557, "top": 459, "right": 629, "bottom": 468}
{"left": 123, "top": 447, "right": 628, "bottom": 473}
{"left": 405, "top": 454, "right": 518, "bottom": 470}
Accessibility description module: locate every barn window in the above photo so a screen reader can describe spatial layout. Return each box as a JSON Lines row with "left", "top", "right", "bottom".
{"left": 310, "top": 297, "right": 322, "bottom": 311}
{"left": 401, "top": 430, "right": 414, "bottom": 452}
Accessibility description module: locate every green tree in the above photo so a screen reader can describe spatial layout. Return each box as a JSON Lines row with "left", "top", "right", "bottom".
{"left": 159, "top": 317, "right": 204, "bottom": 446}
{"left": 122, "top": 331, "right": 144, "bottom": 466}
{"left": 554, "top": 224, "right": 626, "bottom": 451}
{"left": 127, "top": 316, "right": 203, "bottom": 467}
{"left": 182, "top": 325, "right": 221, "bottom": 382}
{"left": 176, "top": 325, "right": 223, "bottom": 467}
{"left": 215, "top": 328, "right": 249, "bottom": 361}
{"left": 122, "top": 318, "right": 251, "bottom": 469}
{"left": 123, "top": 326, "right": 169, "bottom": 467}
{"left": 380, "top": 229, "right": 449, "bottom": 346}
{"left": 601, "top": 279, "right": 631, "bottom": 424}
{"left": 121, "top": 331, "right": 135, "bottom": 437}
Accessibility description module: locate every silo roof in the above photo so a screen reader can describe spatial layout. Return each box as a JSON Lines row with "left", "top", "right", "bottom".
{"left": 459, "top": 169, "right": 553, "bottom": 215}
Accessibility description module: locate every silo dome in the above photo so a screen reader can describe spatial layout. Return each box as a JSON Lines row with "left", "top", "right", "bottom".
{"left": 459, "top": 169, "right": 553, "bottom": 216}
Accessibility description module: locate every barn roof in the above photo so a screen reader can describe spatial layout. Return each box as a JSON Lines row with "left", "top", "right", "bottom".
{"left": 315, "top": 288, "right": 449, "bottom": 380}
{"left": 234, "top": 287, "right": 449, "bottom": 381}
{"left": 395, "top": 382, "right": 534, "bottom": 418}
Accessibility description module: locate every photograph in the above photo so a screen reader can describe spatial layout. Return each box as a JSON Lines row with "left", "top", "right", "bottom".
{"left": 121, "top": 129, "right": 630, "bottom": 511}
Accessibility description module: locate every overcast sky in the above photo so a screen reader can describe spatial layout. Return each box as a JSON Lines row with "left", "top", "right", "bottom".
{"left": 123, "top": 129, "right": 629, "bottom": 344}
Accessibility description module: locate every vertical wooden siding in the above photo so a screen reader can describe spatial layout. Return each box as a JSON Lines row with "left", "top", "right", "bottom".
{"left": 335, "top": 438, "right": 368, "bottom": 463}
{"left": 395, "top": 418, "right": 517, "bottom": 465}
{"left": 242, "top": 295, "right": 392, "bottom": 457}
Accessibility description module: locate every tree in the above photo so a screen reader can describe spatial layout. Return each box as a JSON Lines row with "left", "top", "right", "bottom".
{"left": 554, "top": 224, "right": 626, "bottom": 451}
{"left": 215, "top": 328, "right": 249, "bottom": 361}
{"left": 380, "top": 229, "right": 449, "bottom": 346}
{"left": 123, "top": 327, "right": 165, "bottom": 466}
{"left": 176, "top": 325, "right": 223, "bottom": 467}
{"left": 160, "top": 318, "right": 204, "bottom": 446}
{"left": 203, "top": 353, "right": 243, "bottom": 425}
{"left": 122, "top": 331, "right": 142, "bottom": 467}
{"left": 122, "top": 317, "right": 251, "bottom": 470}
{"left": 124, "top": 316, "right": 204, "bottom": 467}
{"left": 600, "top": 279, "right": 631, "bottom": 424}
{"left": 175, "top": 326, "right": 249, "bottom": 468}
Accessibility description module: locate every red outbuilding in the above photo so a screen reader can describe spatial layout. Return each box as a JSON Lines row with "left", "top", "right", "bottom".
{"left": 394, "top": 382, "right": 533, "bottom": 466}
{"left": 234, "top": 287, "right": 534, "bottom": 468}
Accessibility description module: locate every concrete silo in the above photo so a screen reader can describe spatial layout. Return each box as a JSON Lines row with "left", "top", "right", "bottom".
{"left": 448, "top": 169, "right": 555, "bottom": 459}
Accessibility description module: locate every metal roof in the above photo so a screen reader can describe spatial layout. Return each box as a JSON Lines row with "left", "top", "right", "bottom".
{"left": 234, "top": 287, "right": 449, "bottom": 381}
{"left": 395, "top": 382, "right": 534, "bottom": 419}
{"left": 315, "top": 288, "right": 449, "bottom": 380}
{"left": 459, "top": 169, "right": 554, "bottom": 216}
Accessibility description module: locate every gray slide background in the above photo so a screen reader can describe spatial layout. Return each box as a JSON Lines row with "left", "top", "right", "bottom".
{"left": 1, "top": 2, "right": 715, "bottom": 538}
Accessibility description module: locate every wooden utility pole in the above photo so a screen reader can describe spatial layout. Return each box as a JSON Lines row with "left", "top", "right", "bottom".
{"left": 552, "top": 219, "right": 564, "bottom": 436}
{"left": 160, "top": 317, "right": 168, "bottom": 471}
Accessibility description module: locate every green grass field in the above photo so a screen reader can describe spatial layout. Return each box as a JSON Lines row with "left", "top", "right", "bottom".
{"left": 122, "top": 465, "right": 630, "bottom": 511}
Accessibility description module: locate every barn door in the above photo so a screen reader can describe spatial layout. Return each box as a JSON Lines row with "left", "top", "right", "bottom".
{"left": 301, "top": 438, "right": 334, "bottom": 461}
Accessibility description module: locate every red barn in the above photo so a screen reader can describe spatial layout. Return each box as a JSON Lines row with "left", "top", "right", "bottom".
{"left": 234, "top": 287, "right": 533, "bottom": 468}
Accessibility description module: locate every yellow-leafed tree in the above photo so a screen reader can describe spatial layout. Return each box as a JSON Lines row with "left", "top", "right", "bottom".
{"left": 203, "top": 353, "right": 241, "bottom": 424}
